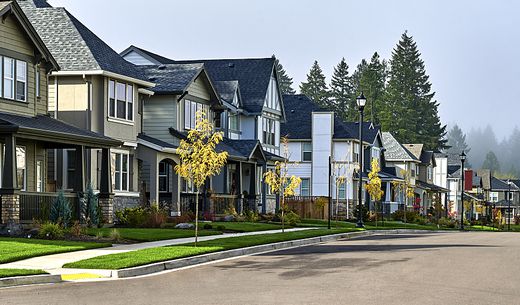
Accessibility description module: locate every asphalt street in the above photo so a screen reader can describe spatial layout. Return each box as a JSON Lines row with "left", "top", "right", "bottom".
{"left": 2, "top": 232, "right": 520, "bottom": 305}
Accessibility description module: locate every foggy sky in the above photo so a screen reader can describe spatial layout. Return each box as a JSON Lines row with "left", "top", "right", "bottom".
{"left": 48, "top": 0, "right": 520, "bottom": 139}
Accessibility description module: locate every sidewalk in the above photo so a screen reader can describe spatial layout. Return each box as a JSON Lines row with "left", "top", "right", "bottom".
{"left": 0, "top": 227, "right": 313, "bottom": 276}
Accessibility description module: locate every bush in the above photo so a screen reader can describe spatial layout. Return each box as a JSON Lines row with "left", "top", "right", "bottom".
{"left": 38, "top": 222, "right": 64, "bottom": 239}
{"left": 109, "top": 229, "right": 121, "bottom": 241}
{"left": 69, "top": 220, "right": 83, "bottom": 237}
{"left": 115, "top": 207, "right": 148, "bottom": 227}
{"left": 260, "top": 213, "right": 275, "bottom": 222}
{"left": 145, "top": 203, "right": 167, "bottom": 228}
{"left": 84, "top": 182, "right": 100, "bottom": 227}
{"left": 50, "top": 190, "right": 72, "bottom": 227}
{"left": 216, "top": 225, "right": 226, "bottom": 231}
{"left": 245, "top": 210, "right": 259, "bottom": 222}
{"left": 284, "top": 211, "right": 301, "bottom": 226}
{"left": 173, "top": 211, "right": 195, "bottom": 224}
{"left": 353, "top": 204, "right": 369, "bottom": 222}
{"left": 203, "top": 223, "right": 213, "bottom": 230}
{"left": 391, "top": 210, "right": 421, "bottom": 223}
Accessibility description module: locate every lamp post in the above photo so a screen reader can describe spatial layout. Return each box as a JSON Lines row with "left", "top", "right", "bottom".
{"left": 508, "top": 179, "right": 511, "bottom": 231}
{"left": 356, "top": 92, "right": 366, "bottom": 228}
{"left": 460, "top": 151, "right": 466, "bottom": 230}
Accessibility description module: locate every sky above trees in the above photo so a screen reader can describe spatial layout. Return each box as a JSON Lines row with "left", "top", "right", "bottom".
{"left": 48, "top": 0, "right": 520, "bottom": 138}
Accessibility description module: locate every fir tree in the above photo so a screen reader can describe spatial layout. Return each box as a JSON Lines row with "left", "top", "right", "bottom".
{"left": 329, "top": 58, "right": 354, "bottom": 121}
{"left": 273, "top": 56, "right": 295, "bottom": 95}
{"left": 382, "top": 31, "right": 447, "bottom": 150}
{"left": 85, "top": 182, "right": 99, "bottom": 227}
{"left": 300, "top": 60, "right": 329, "bottom": 108}
{"left": 349, "top": 59, "right": 369, "bottom": 121}
{"left": 357, "top": 52, "right": 387, "bottom": 124}
{"left": 482, "top": 151, "right": 500, "bottom": 175}
{"left": 446, "top": 125, "right": 470, "bottom": 154}
{"left": 50, "top": 190, "right": 72, "bottom": 227}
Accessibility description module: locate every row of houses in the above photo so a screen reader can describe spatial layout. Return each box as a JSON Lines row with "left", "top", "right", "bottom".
{"left": 0, "top": 0, "right": 515, "bottom": 228}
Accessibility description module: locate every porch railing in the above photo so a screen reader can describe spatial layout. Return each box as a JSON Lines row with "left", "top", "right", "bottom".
{"left": 19, "top": 192, "right": 80, "bottom": 223}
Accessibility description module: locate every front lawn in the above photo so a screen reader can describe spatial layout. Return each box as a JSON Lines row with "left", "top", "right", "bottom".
{"left": 0, "top": 237, "right": 111, "bottom": 264}
{"left": 205, "top": 222, "right": 284, "bottom": 232}
{"left": 0, "top": 268, "right": 47, "bottom": 278}
{"left": 64, "top": 228, "right": 358, "bottom": 270}
{"left": 86, "top": 228, "right": 221, "bottom": 242}
{"left": 300, "top": 219, "right": 448, "bottom": 230}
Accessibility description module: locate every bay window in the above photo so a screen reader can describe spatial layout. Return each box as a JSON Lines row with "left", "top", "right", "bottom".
{"left": 108, "top": 79, "right": 133, "bottom": 121}
{"left": 112, "top": 152, "right": 129, "bottom": 191}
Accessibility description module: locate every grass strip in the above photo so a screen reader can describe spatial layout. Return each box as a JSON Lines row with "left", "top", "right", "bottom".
{"left": 0, "top": 268, "right": 48, "bottom": 278}
{"left": 0, "top": 238, "right": 111, "bottom": 264}
{"left": 86, "top": 228, "right": 221, "bottom": 242}
{"left": 204, "top": 222, "right": 284, "bottom": 232}
{"left": 64, "top": 228, "right": 359, "bottom": 270}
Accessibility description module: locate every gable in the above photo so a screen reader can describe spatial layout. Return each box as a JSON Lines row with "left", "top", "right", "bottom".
{"left": 186, "top": 71, "right": 218, "bottom": 103}
{"left": 1, "top": 12, "right": 35, "bottom": 57}
{"left": 263, "top": 70, "right": 281, "bottom": 112}
{"left": 123, "top": 50, "right": 156, "bottom": 66}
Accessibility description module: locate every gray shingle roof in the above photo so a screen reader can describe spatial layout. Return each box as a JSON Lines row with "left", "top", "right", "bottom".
{"left": 216, "top": 139, "right": 264, "bottom": 160}
{"left": 135, "top": 64, "right": 203, "bottom": 94}
{"left": 121, "top": 45, "right": 176, "bottom": 65}
{"left": 491, "top": 177, "right": 519, "bottom": 191}
{"left": 213, "top": 80, "right": 240, "bottom": 106}
{"left": 382, "top": 132, "right": 419, "bottom": 161}
{"left": 281, "top": 94, "right": 379, "bottom": 143}
{"left": 137, "top": 133, "right": 177, "bottom": 149}
{"left": 19, "top": 1, "right": 149, "bottom": 82}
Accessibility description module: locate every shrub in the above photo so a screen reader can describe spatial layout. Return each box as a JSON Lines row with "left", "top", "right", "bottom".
{"left": 284, "top": 210, "right": 301, "bottom": 226}
{"left": 109, "top": 228, "right": 121, "bottom": 242}
{"left": 84, "top": 182, "right": 99, "bottom": 227}
{"left": 260, "top": 213, "right": 275, "bottom": 222}
{"left": 38, "top": 222, "right": 64, "bottom": 239}
{"left": 244, "top": 210, "right": 259, "bottom": 222}
{"left": 145, "top": 203, "right": 167, "bottom": 228}
{"left": 203, "top": 223, "right": 213, "bottom": 230}
{"left": 353, "top": 204, "right": 369, "bottom": 222}
{"left": 50, "top": 190, "right": 72, "bottom": 227}
{"left": 216, "top": 225, "right": 226, "bottom": 231}
{"left": 173, "top": 211, "right": 195, "bottom": 224}
{"left": 115, "top": 207, "right": 148, "bottom": 227}
{"left": 95, "top": 231, "right": 104, "bottom": 240}
{"left": 391, "top": 210, "right": 421, "bottom": 223}
{"left": 69, "top": 220, "right": 83, "bottom": 237}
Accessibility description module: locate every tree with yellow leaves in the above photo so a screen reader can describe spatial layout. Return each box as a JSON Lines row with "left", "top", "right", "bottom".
{"left": 264, "top": 137, "right": 301, "bottom": 232}
{"left": 175, "top": 111, "right": 228, "bottom": 245}
{"left": 366, "top": 158, "right": 384, "bottom": 226}
{"left": 392, "top": 169, "right": 415, "bottom": 223}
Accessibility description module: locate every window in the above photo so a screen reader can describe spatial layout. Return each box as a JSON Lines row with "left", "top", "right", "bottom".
{"left": 3, "top": 57, "right": 14, "bottom": 99}
{"left": 411, "top": 164, "right": 417, "bottom": 177}
{"left": 338, "top": 182, "right": 346, "bottom": 199}
{"left": 302, "top": 142, "right": 312, "bottom": 162}
{"left": 262, "top": 117, "right": 276, "bottom": 146}
{"left": 509, "top": 191, "right": 514, "bottom": 201}
{"left": 66, "top": 150, "right": 75, "bottom": 189}
{"left": 15, "top": 60, "right": 26, "bottom": 102}
{"left": 108, "top": 79, "right": 133, "bottom": 121}
{"left": 427, "top": 166, "right": 433, "bottom": 180}
{"left": 159, "top": 161, "right": 169, "bottom": 192}
{"left": 16, "top": 146, "right": 26, "bottom": 191}
{"left": 36, "top": 160, "right": 43, "bottom": 192}
{"left": 181, "top": 178, "right": 195, "bottom": 193}
{"left": 184, "top": 99, "right": 209, "bottom": 130}
{"left": 112, "top": 152, "right": 129, "bottom": 191}
{"left": 36, "top": 68, "right": 40, "bottom": 98}
{"left": 300, "top": 178, "right": 310, "bottom": 196}
{"left": 490, "top": 192, "right": 498, "bottom": 202}
{"left": 229, "top": 113, "right": 239, "bottom": 131}
{"left": 353, "top": 143, "right": 360, "bottom": 164}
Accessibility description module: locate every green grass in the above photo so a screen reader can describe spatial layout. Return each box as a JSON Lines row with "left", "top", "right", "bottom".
{"left": 86, "top": 228, "right": 221, "bottom": 242}
{"left": 64, "top": 228, "right": 359, "bottom": 270}
{"left": 0, "top": 268, "right": 48, "bottom": 278}
{"left": 0, "top": 237, "right": 111, "bottom": 264}
{"left": 204, "top": 222, "right": 284, "bottom": 232}
{"left": 301, "top": 219, "right": 450, "bottom": 231}
{"left": 469, "top": 225, "right": 499, "bottom": 231}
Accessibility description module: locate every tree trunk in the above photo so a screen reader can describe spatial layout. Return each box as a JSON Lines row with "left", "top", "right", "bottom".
{"left": 195, "top": 191, "right": 199, "bottom": 246}
{"left": 281, "top": 193, "right": 285, "bottom": 233}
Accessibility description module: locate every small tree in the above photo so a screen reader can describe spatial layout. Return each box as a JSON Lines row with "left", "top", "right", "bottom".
{"left": 264, "top": 137, "right": 301, "bottom": 232}
{"left": 175, "top": 111, "right": 228, "bottom": 245}
{"left": 366, "top": 159, "right": 384, "bottom": 226}
{"left": 333, "top": 161, "right": 347, "bottom": 220}
{"left": 392, "top": 169, "right": 415, "bottom": 223}
{"left": 85, "top": 182, "right": 99, "bottom": 227}
{"left": 50, "top": 190, "right": 72, "bottom": 227}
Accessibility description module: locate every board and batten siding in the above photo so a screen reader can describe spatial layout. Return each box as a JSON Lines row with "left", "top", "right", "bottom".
{"left": 143, "top": 95, "right": 177, "bottom": 144}
{"left": 311, "top": 112, "right": 333, "bottom": 196}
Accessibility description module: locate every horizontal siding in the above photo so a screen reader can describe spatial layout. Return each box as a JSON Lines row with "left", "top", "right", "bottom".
{"left": 0, "top": 15, "right": 34, "bottom": 56}
{"left": 143, "top": 96, "right": 176, "bottom": 143}
{"left": 187, "top": 77, "right": 211, "bottom": 100}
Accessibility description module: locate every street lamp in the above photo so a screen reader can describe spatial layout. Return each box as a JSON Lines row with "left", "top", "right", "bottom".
{"left": 460, "top": 151, "right": 466, "bottom": 230}
{"left": 356, "top": 92, "right": 367, "bottom": 228}
{"left": 508, "top": 179, "right": 511, "bottom": 231}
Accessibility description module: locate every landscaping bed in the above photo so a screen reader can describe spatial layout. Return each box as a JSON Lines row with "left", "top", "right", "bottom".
{"left": 0, "top": 237, "right": 111, "bottom": 264}
{"left": 0, "top": 268, "right": 47, "bottom": 278}
{"left": 85, "top": 227, "right": 221, "bottom": 242}
{"left": 64, "top": 228, "right": 359, "bottom": 270}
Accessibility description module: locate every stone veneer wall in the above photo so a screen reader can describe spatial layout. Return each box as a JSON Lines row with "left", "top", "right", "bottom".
{"left": 1, "top": 194, "right": 20, "bottom": 224}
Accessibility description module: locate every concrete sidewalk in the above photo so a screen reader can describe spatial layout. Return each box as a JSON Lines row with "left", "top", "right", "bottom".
{"left": 0, "top": 227, "right": 313, "bottom": 275}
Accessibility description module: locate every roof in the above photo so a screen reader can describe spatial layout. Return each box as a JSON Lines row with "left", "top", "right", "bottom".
{"left": 490, "top": 177, "right": 519, "bottom": 191}
{"left": 216, "top": 139, "right": 265, "bottom": 161}
{"left": 120, "top": 45, "right": 176, "bottom": 65}
{"left": 403, "top": 144, "right": 423, "bottom": 160}
{"left": 135, "top": 64, "right": 204, "bottom": 94}
{"left": 19, "top": 1, "right": 149, "bottom": 83}
{"left": 0, "top": 112, "right": 120, "bottom": 147}
{"left": 0, "top": 0, "right": 58, "bottom": 70}
{"left": 213, "top": 80, "right": 241, "bottom": 107}
{"left": 137, "top": 133, "right": 177, "bottom": 150}
{"left": 263, "top": 150, "right": 285, "bottom": 162}
{"left": 281, "top": 94, "right": 379, "bottom": 143}
{"left": 416, "top": 180, "right": 449, "bottom": 193}
{"left": 447, "top": 165, "right": 461, "bottom": 177}
{"left": 382, "top": 132, "right": 419, "bottom": 161}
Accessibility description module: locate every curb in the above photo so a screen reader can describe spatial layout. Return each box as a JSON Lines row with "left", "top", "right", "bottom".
{"left": 115, "top": 229, "right": 442, "bottom": 278}
{"left": 0, "top": 274, "right": 62, "bottom": 288}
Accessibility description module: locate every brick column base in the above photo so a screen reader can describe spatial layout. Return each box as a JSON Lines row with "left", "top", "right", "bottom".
{"left": 98, "top": 196, "right": 113, "bottom": 224}
{"left": 1, "top": 194, "right": 20, "bottom": 224}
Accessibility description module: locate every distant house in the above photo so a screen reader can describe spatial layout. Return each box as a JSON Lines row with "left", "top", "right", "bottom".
{"left": 489, "top": 177, "right": 519, "bottom": 223}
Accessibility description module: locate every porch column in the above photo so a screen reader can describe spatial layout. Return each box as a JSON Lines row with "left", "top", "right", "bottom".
{"left": 149, "top": 157, "right": 159, "bottom": 205}
{"left": 1, "top": 135, "right": 20, "bottom": 225}
{"left": 237, "top": 161, "right": 243, "bottom": 214}
{"left": 261, "top": 163, "right": 267, "bottom": 214}
{"left": 98, "top": 148, "right": 114, "bottom": 224}
{"left": 74, "top": 146, "right": 85, "bottom": 220}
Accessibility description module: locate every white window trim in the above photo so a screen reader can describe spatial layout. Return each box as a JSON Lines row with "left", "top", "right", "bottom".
{"left": 62, "top": 149, "right": 74, "bottom": 190}
{"left": 108, "top": 79, "right": 134, "bottom": 123}
{"left": 184, "top": 99, "right": 209, "bottom": 130}
{"left": 35, "top": 67, "right": 40, "bottom": 98}
{"left": 16, "top": 145, "right": 26, "bottom": 191}
{"left": 301, "top": 142, "right": 312, "bottom": 162}
{"left": 112, "top": 151, "right": 130, "bottom": 192}
{"left": 15, "top": 60, "right": 27, "bottom": 102}
{"left": 300, "top": 177, "right": 311, "bottom": 196}
{"left": 3, "top": 57, "right": 15, "bottom": 100}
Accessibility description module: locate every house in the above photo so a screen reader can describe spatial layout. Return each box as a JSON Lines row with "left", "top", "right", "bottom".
{"left": 121, "top": 46, "right": 286, "bottom": 214}
{"left": 0, "top": 0, "right": 120, "bottom": 227}
{"left": 20, "top": 0, "right": 156, "bottom": 222}
{"left": 281, "top": 94, "right": 396, "bottom": 218}
{"left": 402, "top": 144, "right": 448, "bottom": 215}
{"left": 488, "top": 176, "right": 519, "bottom": 223}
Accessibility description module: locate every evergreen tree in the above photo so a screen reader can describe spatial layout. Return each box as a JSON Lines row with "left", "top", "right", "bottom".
{"left": 482, "top": 151, "right": 500, "bottom": 175}
{"left": 50, "top": 190, "right": 72, "bottom": 227}
{"left": 382, "top": 31, "right": 447, "bottom": 150}
{"left": 446, "top": 125, "right": 470, "bottom": 154}
{"left": 273, "top": 55, "right": 295, "bottom": 95}
{"left": 349, "top": 59, "right": 369, "bottom": 121}
{"left": 329, "top": 58, "right": 354, "bottom": 121}
{"left": 85, "top": 182, "right": 99, "bottom": 227}
{"left": 300, "top": 60, "right": 329, "bottom": 108}
{"left": 356, "top": 52, "right": 387, "bottom": 124}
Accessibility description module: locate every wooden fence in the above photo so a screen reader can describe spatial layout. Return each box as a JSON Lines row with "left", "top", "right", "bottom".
{"left": 285, "top": 196, "right": 330, "bottom": 220}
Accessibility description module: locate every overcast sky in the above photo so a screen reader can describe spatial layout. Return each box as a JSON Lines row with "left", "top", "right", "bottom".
{"left": 48, "top": 0, "right": 519, "bottom": 139}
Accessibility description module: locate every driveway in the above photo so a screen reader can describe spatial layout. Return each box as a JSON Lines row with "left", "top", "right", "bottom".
{"left": 2, "top": 232, "right": 519, "bottom": 305}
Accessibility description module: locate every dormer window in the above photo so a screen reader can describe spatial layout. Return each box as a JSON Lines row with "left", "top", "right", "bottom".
{"left": 108, "top": 79, "right": 133, "bottom": 121}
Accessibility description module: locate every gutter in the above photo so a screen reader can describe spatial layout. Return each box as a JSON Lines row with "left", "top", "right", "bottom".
{"left": 51, "top": 70, "right": 155, "bottom": 88}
